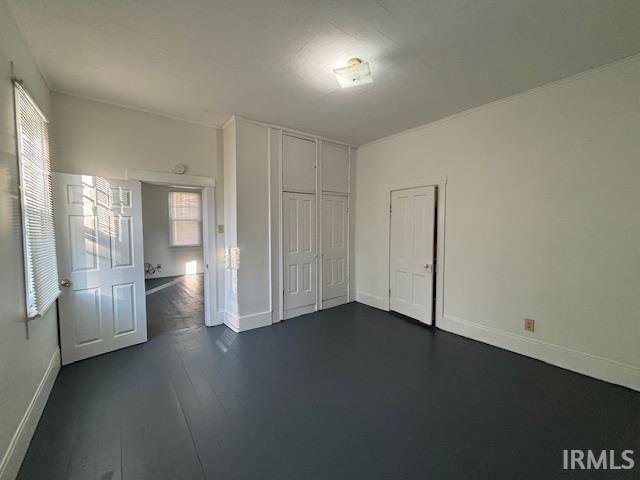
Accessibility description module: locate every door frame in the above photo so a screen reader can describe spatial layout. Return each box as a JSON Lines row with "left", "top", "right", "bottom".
{"left": 385, "top": 176, "right": 447, "bottom": 326}
{"left": 125, "top": 168, "right": 219, "bottom": 327}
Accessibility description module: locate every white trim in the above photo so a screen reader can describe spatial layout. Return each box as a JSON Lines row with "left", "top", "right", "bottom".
{"left": 283, "top": 304, "right": 316, "bottom": 320}
{"left": 322, "top": 296, "right": 349, "bottom": 309}
{"left": 0, "top": 348, "right": 60, "bottom": 480}
{"left": 224, "top": 310, "right": 272, "bottom": 332}
{"left": 126, "top": 169, "right": 215, "bottom": 188}
{"left": 439, "top": 314, "right": 640, "bottom": 392}
{"left": 127, "top": 169, "right": 220, "bottom": 327}
{"left": 383, "top": 177, "right": 447, "bottom": 325}
{"left": 315, "top": 139, "right": 321, "bottom": 312}
{"left": 267, "top": 130, "right": 273, "bottom": 316}
{"left": 355, "top": 293, "right": 386, "bottom": 310}
{"left": 233, "top": 115, "right": 357, "bottom": 149}
{"left": 361, "top": 53, "right": 640, "bottom": 148}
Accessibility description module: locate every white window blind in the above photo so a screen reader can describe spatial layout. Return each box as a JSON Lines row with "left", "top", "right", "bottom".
{"left": 168, "top": 191, "right": 202, "bottom": 247}
{"left": 14, "top": 81, "right": 60, "bottom": 318}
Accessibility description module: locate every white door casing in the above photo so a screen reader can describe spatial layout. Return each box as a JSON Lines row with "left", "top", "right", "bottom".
{"left": 389, "top": 186, "right": 436, "bottom": 324}
{"left": 322, "top": 194, "right": 348, "bottom": 302}
{"left": 53, "top": 173, "right": 147, "bottom": 364}
{"left": 283, "top": 192, "right": 317, "bottom": 317}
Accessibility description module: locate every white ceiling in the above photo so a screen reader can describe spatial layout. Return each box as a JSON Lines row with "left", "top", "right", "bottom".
{"left": 7, "top": 0, "right": 640, "bottom": 145}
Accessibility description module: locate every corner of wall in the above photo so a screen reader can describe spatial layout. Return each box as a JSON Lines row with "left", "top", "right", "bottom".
{"left": 0, "top": 348, "right": 60, "bottom": 480}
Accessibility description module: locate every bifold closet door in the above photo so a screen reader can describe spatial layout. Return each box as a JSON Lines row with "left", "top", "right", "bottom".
{"left": 322, "top": 194, "right": 348, "bottom": 302}
{"left": 283, "top": 192, "right": 317, "bottom": 316}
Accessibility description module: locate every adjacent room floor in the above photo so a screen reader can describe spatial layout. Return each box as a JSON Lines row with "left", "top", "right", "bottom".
{"left": 145, "top": 274, "right": 204, "bottom": 338}
{"left": 19, "top": 303, "right": 640, "bottom": 479}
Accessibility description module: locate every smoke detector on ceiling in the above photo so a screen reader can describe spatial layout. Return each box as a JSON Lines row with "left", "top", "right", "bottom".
{"left": 173, "top": 163, "right": 187, "bottom": 174}
{"left": 333, "top": 58, "right": 373, "bottom": 88}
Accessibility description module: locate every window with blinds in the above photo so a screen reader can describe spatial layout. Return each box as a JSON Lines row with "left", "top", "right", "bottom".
{"left": 14, "top": 81, "right": 60, "bottom": 318}
{"left": 168, "top": 190, "right": 202, "bottom": 247}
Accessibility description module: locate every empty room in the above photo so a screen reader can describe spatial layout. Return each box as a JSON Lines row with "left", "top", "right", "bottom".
{"left": 0, "top": 1, "right": 639, "bottom": 479}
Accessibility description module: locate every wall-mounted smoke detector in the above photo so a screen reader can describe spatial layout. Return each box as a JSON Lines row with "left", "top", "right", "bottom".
{"left": 333, "top": 58, "right": 373, "bottom": 88}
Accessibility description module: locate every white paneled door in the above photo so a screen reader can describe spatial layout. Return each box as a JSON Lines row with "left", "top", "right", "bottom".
{"left": 283, "top": 192, "right": 317, "bottom": 318}
{"left": 53, "top": 173, "right": 147, "bottom": 364}
{"left": 389, "top": 186, "right": 436, "bottom": 325}
{"left": 322, "top": 194, "right": 348, "bottom": 302}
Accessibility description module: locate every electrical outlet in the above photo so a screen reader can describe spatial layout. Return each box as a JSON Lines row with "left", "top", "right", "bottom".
{"left": 524, "top": 318, "right": 535, "bottom": 332}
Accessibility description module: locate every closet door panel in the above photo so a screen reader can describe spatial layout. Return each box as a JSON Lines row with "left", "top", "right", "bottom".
{"left": 322, "top": 194, "right": 348, "bottom": 301}
{"left": 283, "top": 192, "right": 317, "bottom": 312}
{"left": 321, "top": 142, "right": 349, "bottom": 194}
{"left": 283, "top": 135, "right": 316, "bottom": 193}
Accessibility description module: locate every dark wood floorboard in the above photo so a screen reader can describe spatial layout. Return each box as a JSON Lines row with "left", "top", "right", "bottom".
{"left": 18, "top": 303, "right": 640, "bottom": 479}
{"left": 145, "top": 275, "right": 183, "bottom": 291}
{"left": 146, "top": 274, "right": 203, "bottom": 339}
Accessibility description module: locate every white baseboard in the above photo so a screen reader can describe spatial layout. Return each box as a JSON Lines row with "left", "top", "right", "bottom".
{"left": 440, "top": 314, "right": 640, "bottom": 392}
{"left": 321, "top": 296, "right": 349, "bottom": 309}
{"left": 355, "top": 292, "right": 387, "bottom": 311}
{"left": 283, "top": 304, "right": 316, "bottom": 320}
{"left": 224, "top": 310, "right": 272, "bottom": 332}
{"left": 0, "top": 348, "right": 60, "bottom": 480}
{"left": 214, "top": 310, "right": 226, "bottom": 325}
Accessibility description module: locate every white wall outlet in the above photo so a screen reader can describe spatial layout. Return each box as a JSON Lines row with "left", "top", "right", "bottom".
{"left": 524, "top": 318, "right": 535, "bottom": 332}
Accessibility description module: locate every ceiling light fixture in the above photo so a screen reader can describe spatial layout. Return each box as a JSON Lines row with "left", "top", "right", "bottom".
{"left": 333, "top": 58, "right": 373, "bottom": 88}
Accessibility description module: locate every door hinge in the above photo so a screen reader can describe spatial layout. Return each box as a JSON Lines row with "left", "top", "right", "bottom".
{"left": 389, "top": 204, "right": 392, "bottom": 213}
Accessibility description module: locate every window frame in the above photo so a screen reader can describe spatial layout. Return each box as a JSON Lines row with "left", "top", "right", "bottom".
{"left": 167, "top": 189, "right": 203, "bottom": 248}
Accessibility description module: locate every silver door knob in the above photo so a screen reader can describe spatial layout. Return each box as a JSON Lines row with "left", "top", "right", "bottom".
{"left": 424, "top": 264, "right": 432, "bottom": 273}
{"left": 60, "top": 279, "right": 71, "bottom": 288}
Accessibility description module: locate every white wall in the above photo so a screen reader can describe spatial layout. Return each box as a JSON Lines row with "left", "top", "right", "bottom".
{"left": 0, "top": 2, "right": 60, "bottom": 478}
{"left": 50, "top": 92, "right": 225, "bottom": 321}
{"left": 222, "top": 117, "right": 272, "bottom": 331}
{"left": 141, "top": 183, "right": 204, "bottom": 278}
{"left": 235, "top": 119, "right": 271, "bottom": 318}
{"left": 51, "top": 92, "right": 221, "bottom": 179}
{"left": 355, "top": 56, "right": 640, "bottom": 390}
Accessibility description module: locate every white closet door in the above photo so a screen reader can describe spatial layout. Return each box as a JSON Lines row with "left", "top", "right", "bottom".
{"left": 322, "top": 194, "right": 348, "bottom": 302}
{"left": 53, "top": 173, "right": 147, "bottom": 364}
{"left": 283, "top": 192, "right": 317, "bottom": 317}
{"left": 389, "top": 186, "right": 436, "bottom": 325}
{"left": 321, "top": 142, "right": 349, "bottom": 194}
{"left": 283, "top": 134, "right": 316, "bottom": 193}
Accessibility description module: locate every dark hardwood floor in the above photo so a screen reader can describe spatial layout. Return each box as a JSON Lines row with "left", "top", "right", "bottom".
{"left": 144, "top": 275, "right": 183, "bottom": 291}
{"left": 18, "top": 303, "right": 640, "bottom": 479}
{"left": 145, "top": 274, "right": 204, "bottom": 339}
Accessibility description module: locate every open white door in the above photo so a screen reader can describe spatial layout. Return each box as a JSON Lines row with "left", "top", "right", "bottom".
{"left": 53, "top": 173, "right": 147, "bottom": 364}
{"left": 389, "top": 186, "right": 436, "bottom": 325}
{"left": 283, "top": 192, "right": 317, "bottom": 319}
{"left": 321, "top": 194, "right": 348, "bottom": 304}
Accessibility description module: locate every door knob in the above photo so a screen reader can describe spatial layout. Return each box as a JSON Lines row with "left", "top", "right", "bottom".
{"left": 60, "top": 279, "right": 71, "bottom": 288}
{"left": 424, "top": 264, "right": 433, "bottom": 273}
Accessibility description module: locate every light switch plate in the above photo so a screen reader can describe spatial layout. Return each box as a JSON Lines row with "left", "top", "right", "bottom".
{"left": 217, "top": 224, "right": 224, "bottom": 234}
